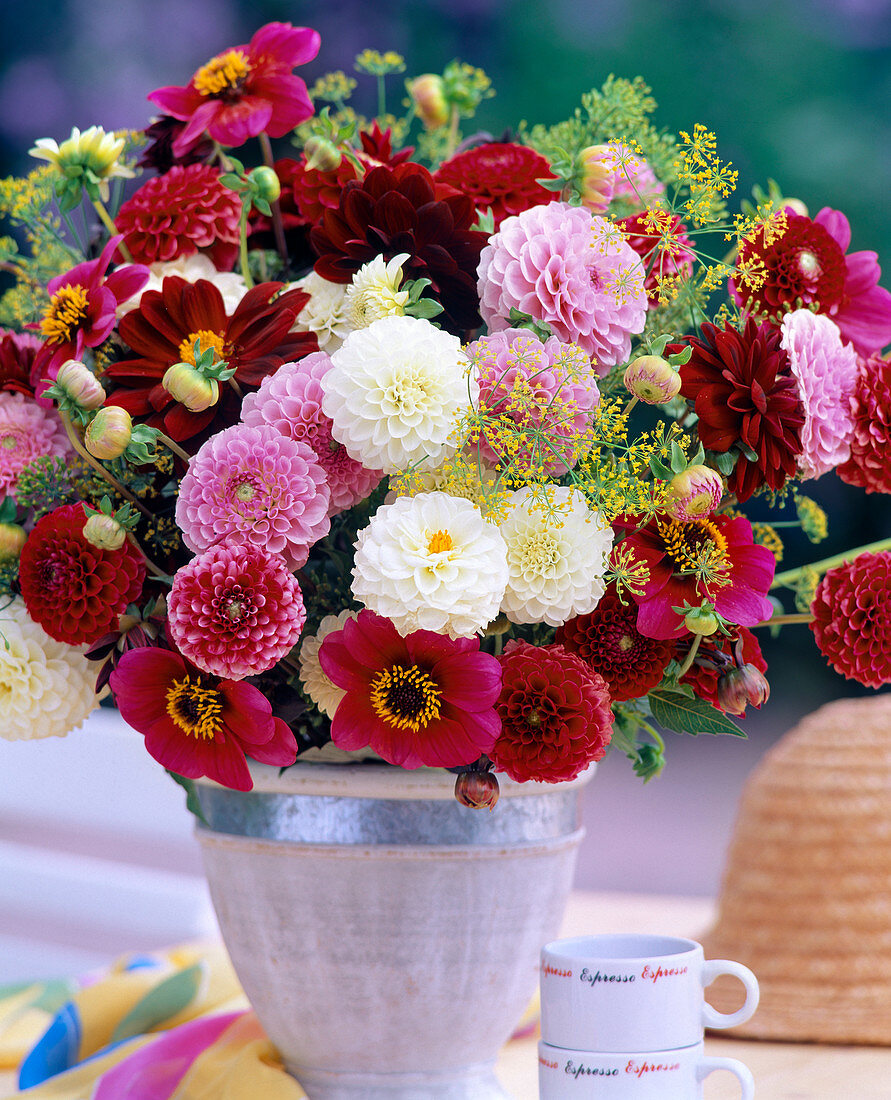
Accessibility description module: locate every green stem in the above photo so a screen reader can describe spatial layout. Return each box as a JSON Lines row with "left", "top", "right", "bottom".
{"left": 751, "top": 613, "right": 814, "bottom": 628}
{"left": 445, "top": 106, "right": 460, "bottom": 159}
{"left": 155, "top": 431, "right": 191, "bottom": 464}
{"left": 377, "top": 74, "right": 386, "bottom": 118}
{"left": 622, "top": 396, "right": 639, "bottom": 417}
{"left": 59, "top": 411, "right": 154, "bottom": 520}
{"left": 91, "top": 198, "right": 133, "bottom": 261}
{"left": 675, "top": 634, "right": 703, "bottom": 678}
{"left": 770, "top": 537, "right": 891, "bottom": 590}
{"left": 238, "top": 206, "right": 254, "bottom": 290}
{"left": 258, "top": 132, "right": 288, "bottom": 270}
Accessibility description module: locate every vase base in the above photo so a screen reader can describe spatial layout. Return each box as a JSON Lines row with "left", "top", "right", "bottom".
{"left": 288, "top": 1060, "right": 512, "bottom": 1099}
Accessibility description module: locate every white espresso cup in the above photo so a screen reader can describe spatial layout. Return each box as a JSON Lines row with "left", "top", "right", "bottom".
{"left": 538, "top": 1040, "right": 755, "bottom": 1099}
{"left": 540, "top": 934, "right": 759, "bottom": 1052}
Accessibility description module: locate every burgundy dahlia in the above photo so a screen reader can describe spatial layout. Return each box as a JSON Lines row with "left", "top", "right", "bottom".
{"left": 838, "top": 354, "right": 891, "bottom": 495}
{"left": 138, "top": 115, "right": 214, "bottom": 172}
{"left": 810, "top": 552, "right": 891, "bottom": 688}
{"left": 0, "top": 330, "right": 43, "bottom": 398}
{"left": 434, "top": 142, "right": 556, "bottom": 229}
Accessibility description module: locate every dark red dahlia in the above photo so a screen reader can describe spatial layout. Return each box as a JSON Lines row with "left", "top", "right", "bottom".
{"left": 675, "top": 317, "right": 805, "bottom": 502}
{"left": 103, "top": 277, "right": 316, "bottom": 447}
{"left": 310, "top": 162, "right": 489, "bottom": 335}
{"left": 615, "top": 212, "right": 695, "bottom": 306}
{"left": 838, "top": 354, "right": 891, "bottom": 495}
{"left": 490, "top": 640, "right": 613, "bottom": 784}
{"left": 434, "top": 142, "right": 556, "bottom": 230}
{"left": 138, "top": 115, "right": 214, "bottom": 172}
{"left": 115, "top": 164, "right": 242, "bottom": 269}
{"left": 0, "top": 330, "right": 43, "bottom": 398}
{"left": 680, "top": 626, "right": 768, "bottom": 716}
{"left": 555, "top": 587, "right": 675, "bottom": 702}
{"left": 19, "top": 503, "right": 145, "bottom": 645}
{"left": 810, "top": 552, "right": 891, "bottom": 688}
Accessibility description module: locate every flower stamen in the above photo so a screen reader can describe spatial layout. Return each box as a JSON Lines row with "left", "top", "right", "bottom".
{"left": 166, "top": 676, "right": 224, "bottom": 740}
{"left": 41, "top": 285, "right": 90, "bottom": 344}
{"left": 194, "top": 49, "right": 252, "bottom": 98}
{"left": 370, "top": 664, "right": 443, "bottom": 732}
{"left": 178, "top": 329, "right": 227, "bottom": 366}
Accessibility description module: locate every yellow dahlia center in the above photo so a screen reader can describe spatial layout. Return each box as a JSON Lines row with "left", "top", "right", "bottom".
{"left": 427, "top": 529, "right": 453, "bottom": 554}
{"left": 618, "top": 634, "right": 633, "bottom": 653}
{"left": 41, "top": 284, "right": 89, "bottom": 344}
{"left": 1, "top": 433, "right": 17, "bottom": 450}
{"left": 797, "top": 250, "right": 821, "bottom": 279}
{"left": 194, "top": 49, "right": 252, "bottom": 97}
{"left": 178, "top": 329, "right": 227, "bottom": 366}
{"left": 235, "top": 482, "right": 256, "bottom": 502}
{"left": 369, "top": 665, "right": 442, "bottom": 733}
{"left": 659, "top": 517, "right": 729, "bottom": 575}
{"left": 166, "top": 677, "right": 224, "bottom": 740}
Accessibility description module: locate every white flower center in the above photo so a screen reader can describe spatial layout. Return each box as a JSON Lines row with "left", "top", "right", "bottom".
{"left": 513, "top": 529, "right": 562, "bottom": 576}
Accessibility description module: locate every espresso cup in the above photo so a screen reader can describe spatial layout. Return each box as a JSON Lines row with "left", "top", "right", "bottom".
{"left": 538, "top": 1040, "right": 755, "bottom": 1099}
{"left": 540, "top": 934, "right": 759, "bottom": 1052}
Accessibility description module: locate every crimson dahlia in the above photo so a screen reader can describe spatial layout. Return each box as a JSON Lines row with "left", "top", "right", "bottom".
{"left": 838, "top": 354, "right": 891, "bottom": 495}
{"left": 810, "top": 552, "right": 891, "bottom": 688}
{"left": 434, "top": 142, "right": 556, "bottom": 229}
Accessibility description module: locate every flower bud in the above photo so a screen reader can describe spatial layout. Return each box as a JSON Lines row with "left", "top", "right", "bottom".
{"left": 716, "top": 664, "right": 771, "bottom": 716}
{"left": 623, "top": 355, "right": 682, "bottom": 404}
{"left": 56, "top": 359, "right": 106, "bottom": 410}
{"left": 784, "top": 198, "right": 808, "bottom": 217}
{"left": 408, "top": 74, "right": 449, "bottom": 130}
{"left": 162, "top": 362, "right": 220, "bottom": 412}
{"left": 0, "top": 522, "right": 27, "bottom": 562}
{"left": 303, "top": 135, "right": 342, "bottom": 173}
{"left": 83, "top": 512, "right": 126, "bottom": 551}
{"left": 84, "top": 406, "right": 132, "bottom": 460}
{"left": 665, "top": 464, "right": 724, "bottom": 522}
{"left": 684, "top": 608, "right": 719, "bottom": 636}
{"left": 454, "top": 770, "right": 500, "bottom": 810}
{"left": 249, "top": 165, "right": 281, "bottom": 203}
{"left": 577, "top": 145, "right": 615, "bottom": 214}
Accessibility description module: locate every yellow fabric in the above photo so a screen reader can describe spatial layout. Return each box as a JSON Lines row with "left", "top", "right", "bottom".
{"left": 0, "top": 1036, "right": 152, "bottom": 1099}
{"left": 65, "top": 973, "right": 162, "bottom": 1060}
{"left": 0, "top": 989, "right": 53, "bottom": 1069}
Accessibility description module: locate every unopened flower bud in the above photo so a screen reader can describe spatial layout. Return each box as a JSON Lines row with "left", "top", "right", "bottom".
{"left": 665, "top": 464, "right": 724, "bottom": 522}
{"left": 249, "top": 165, "right": 281, "bottom": 203}
{"left": 56, "top": 359, "right": 106, "bottom": 410}
{"left": 577, "top": 145, "right": 615, "bottom": 214}
{"left": 84, "top": 406, "right": 132, "bottom": 460}
{"left": 716, "top": 664, "right": 770, "bottom": 716}
{"left": 83, "top": 512, "right": 126, "bottom": 551}
{"left": 303, "top": 135, "right": 342, "bottom": 173}
{"left": 162, "top": 362, "right": 220, "bottom": 412}
{"left": 0, "top": 522, "right": 27, "bottom": 562}
{"left": 784, "top": 198, "right": 808, "bottom": 217}
{"left": 684, "top": 608, "right": 719, "bottom": 636}
{"left": 408, "top": 74, "right": 449, "bottom": 130}
{"left": 623, "top": 355, "right": 682, "bottom": 404}
{"left": 454, "top": 770, "right": 500, "bottom": 810}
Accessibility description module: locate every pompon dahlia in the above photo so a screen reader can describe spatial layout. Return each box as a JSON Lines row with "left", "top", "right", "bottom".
{"left": 166, "top": 542, "right": 305, "bottom": 680}
{"left": 838, "top": 354, "right": 891, "bottom": 495}
{"left": 490, "top": 639, "right": 612, "bottom": 784}
{"left": 19, "top": 503, "right": 145, "bottom": 645}
{"left": 478, "top": 202, "right": 648, "bottom": 373}
{"left": 298, "top": 610, "right": 356, "bottom": 718}
{"left": 0, "top": 330, "right": 44, "bottom": 398}
{"left": 676, "top": 317, "right": 805, "bottom": 502}
{"left": 318, "top": 610, "right": 502, "bottom": 769}
{"left": 115, "top": 164, "right": 241, "bottom": 270}
{"left": 109, "top": 647, "right": 297, "bottom": 791}
{"left": 310, "top": 162, "right": 488, "bottom": 335}
{"left": 680, "top": 626, "right": 768, "bottom": 716}
{"left": 434, "top": 142, "right": 557, "bottom": 229}
{"left": 175, "top": 422, "right": 330, "bottom": 569}
{"left": 780, "top": 310, "right": 858, "bottom": 479}
{"left": 810, "top": 552, "right": 891, "bottom": 688}
{"left": 733, "top": 207, "right": 891, "bottom": 357}
{"left": 240, "top": 352, "right": 382, "bottom": 516}
{"left": 0, "top": 392, "right": 72, "bottom": 500}
{"left": 0, "top": 597, "right": 98, "bottom": 741}
{"left": 555, "top": 587, "right": 675, "bottom": 702}
{"left": 615, "top": 212, "right": 695, "bottom": 305}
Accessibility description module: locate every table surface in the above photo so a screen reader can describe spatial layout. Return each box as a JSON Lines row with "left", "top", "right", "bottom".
{"left": 3, "top": 891, "right": 890, "bottom": 1098}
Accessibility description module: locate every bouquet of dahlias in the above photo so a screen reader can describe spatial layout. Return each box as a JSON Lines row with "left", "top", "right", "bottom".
{"left": 2, "top": 22, "right": 890, "bottom": 806}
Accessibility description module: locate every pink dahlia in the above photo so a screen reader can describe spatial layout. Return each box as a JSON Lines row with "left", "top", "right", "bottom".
{"left": 434, "top": 142, "right": 557, "bottom": 229}
{"left": 466, "top": 329, "right": 600, "bottom": 474}
{"left": 110, "top": 647, "right": 297, "bottom": 791}
{"left": 115, "top": 164, "right": 242, "bottom": 270}
{"left": 779, "top": 310, "right": 858, "bottom": 479}
{"left": 176, "top": 422, "right": 330, "bottom": 569}
{"left": 318, "top": 610, "right": 502, "bottom": 769}
{"left": 148, "top": 22, "right": 320, "bottom": 155}
{"left": 838, "top": 354, "right": 891, "bottom": 495}
{"left": 167, "top": 542, "right": 305, "bottom": 680}
{"left": 810, "top": 552, "right": 891, "bottom": 688}
{"left": 477, "top": 202, "right": 648, "bottom": 374}
{"left": 0, "top": 392, "right": 72, "bottom": 500}
{"left": 240, "top": 352, "right": 383, "bottom": 515}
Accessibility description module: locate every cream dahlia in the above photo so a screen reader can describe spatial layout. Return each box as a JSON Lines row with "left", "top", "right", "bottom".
{"left": 298, "top": 610, "right": 356, "bottom": 718}
{"left": 292, "top": 270, "right": 352, "bottom": 352}
{"left": 345, "top": 253, "right": 411, "bottom": 328}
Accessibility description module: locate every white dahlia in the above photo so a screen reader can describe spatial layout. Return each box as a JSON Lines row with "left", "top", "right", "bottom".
{"left": 298, "top": 610, "right": 356, "bottom": 718}
{"left": 351, "top": 491, "right": 508, "bottom": 638}
{"left": 498, "top": 486, "right": 613, "bottom": 627}
{"left": 346, "top": 252, "right": 411, "bottom": 328}
{"left": 292, "top": 271, "right": 352, "bottom": 352}
{"left": 322, "top": 315, "right": 476, "bottom": 475}
{"left": 0, "top": 598, "right": 98, "bottom": 740}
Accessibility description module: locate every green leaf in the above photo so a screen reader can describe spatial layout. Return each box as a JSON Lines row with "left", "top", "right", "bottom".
{"left": 669, "top": 440, "right": 687, "bottom": 473}
{"left": 648, "top": 689, "right": 746, "bottom": 737}
{"left": 649, "top": 454, "right": 673, "bottom": 481}
{"left": 252, "top": 197, "right": 272, "bottom": 217}
{"left": 708, "top": 449, "right": 737, "bottom": 476}
{"left": 166, "top": 770, "right": 209, "bottom": 825}
{"left": 405, "top": 298, "right": 444, "bottom": 320}
{"left": 110, "top": 965, "right": 203, "bottom": 1043}
{"left": 0, "top": 497, "right": 16, "bottom": 524}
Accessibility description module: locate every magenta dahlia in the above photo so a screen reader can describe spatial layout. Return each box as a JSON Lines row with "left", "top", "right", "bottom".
{"left": 0, "top": 392, "right": 71, "bottom": 500}
{"left": 838, "top": 353, "right": 891, "bottom": 495}
{"left": 434, "top": 142, "right": 557, "bottom": 229}
{"left": 810, "top": 552, "right": 891, "bottom": 688}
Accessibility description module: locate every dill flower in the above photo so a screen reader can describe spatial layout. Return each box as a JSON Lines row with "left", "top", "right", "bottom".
{"left": 29, "top": 125, "right": 133, "bottom": 204}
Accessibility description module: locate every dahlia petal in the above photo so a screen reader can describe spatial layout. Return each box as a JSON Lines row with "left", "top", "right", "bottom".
{"left": 249, "top": 22, "right": 321, "bottom": 67}
{"left": 143, "top": 719, "right": 208, "bottom": 779}
{"left": 208, "top": 98, "right": 274, "bottom": 147}
{"left": 832, "top": 283, "right": 891, "bottom": 358}
{"left": 815, "top": 206, "right": 851, "bottom": 252}
{"left": 173, "top": 100, "right": 223, "bottom": 155}
{"left": 330, "top": 690, "right": 384, "bottom": 750}
{"left": 243, "top": 719, "right": 298, "bottom": 766}
{"left": 148, "top": 84, "right": 200, "bottom": 120}
{"left": 110, "top": 648, "right": 187, "bottom": 724}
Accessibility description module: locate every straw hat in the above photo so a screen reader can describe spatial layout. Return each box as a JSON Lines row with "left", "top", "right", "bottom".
{"left": 702, "top": 693, "right": 891, "bottom": 1044}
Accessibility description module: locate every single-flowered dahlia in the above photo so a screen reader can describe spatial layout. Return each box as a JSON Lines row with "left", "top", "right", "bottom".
{"left": 0, "top": 330, "right": 43, "bottom": 398}
{"left": 780, "top": 310, "right": 858, "bottom": 479}
{"left": 148, "top": 22, "right": 320, "bottom": 155}
{"left": 490, "top": 639, "right": 613, "bottom": 783}
{"left": 240, "top": 352, "right": 382, "bottom": 516}
{"left": 109, "top": 647, "right": 297, "bottom": 791}
{"left": 291, "top": 271, "right": 352, "bottom": 352}
{"left": 115, "top": 164, "right": 242, "bottom": 270}
{"left": 434, "top": 142, "right": 557, "bottom": 229}
{"left": 18, "top": 503, "right": 145, "bottom": 645}
{"left": 733, "top": 207, "right": 891, "bottom": 358}
{"left": 351, "top": 492, "right": 509, "bottom": 638}
{"left": 680, "top": 626, "right": 768, "bottom": 716}
{"left": 298, "top": 610, "right": 357, "bottom": 718}
{"left": 310, "top": 162, "right": 488, "bottom": 335}
{"left": 116, "top": 254, "right": 248, "bottom": 319}
{"left": 104, "top": 277, "right": 315, "bottom": 446}
{"left": 478, "top": 202, "right": 648, "bottom": 373}
{"left": 810, "top": 552, "right": 891, "bottom": 688}
{"left": 322, "top": 315, "right": 474, "bottom": 475}
{"left": 167, "top": 542, "right": 305, "bottom": 680}
{"left": 676, "top": 317, "right": 805, "bottom": 502}
{"left": 466, "top": 329, "right": 600, "bottom": 475}
{"left": 838, "top": 354, "right": 891, "bottom": 495}
{"left": 615, "top": 212, "right": 695, "bottom": 306}
{"left": 555, "top": 587, "right": 675, "bottom": 702}
{"left": 318, "top": 610, "right": 502, "bottom": 768}
{"left": 0, "top": 597, "right": 98, "bottom": 741}
{"left": 0, "top": 392, "right": 71, "bottom": 500}
{"left": 498, "top": 487, "right": 613, "bottom": 627}
{"left": 175, "top": 422, "right": 330, "bottom": 569}
{"left": 616, "top": 512, "right": 776, "bottom": 640}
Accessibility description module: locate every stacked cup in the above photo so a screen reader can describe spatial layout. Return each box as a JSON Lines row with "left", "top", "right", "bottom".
{"left": 538, "top": 934, "right": 759, "bottom": 1098}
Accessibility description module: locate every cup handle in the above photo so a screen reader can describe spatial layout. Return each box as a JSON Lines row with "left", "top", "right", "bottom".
{"left": 697, "top": 1056, "right": 755, "bottom": 1099}
{"left": 701, "top": 959, "right": 760, "bottom": 1029}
